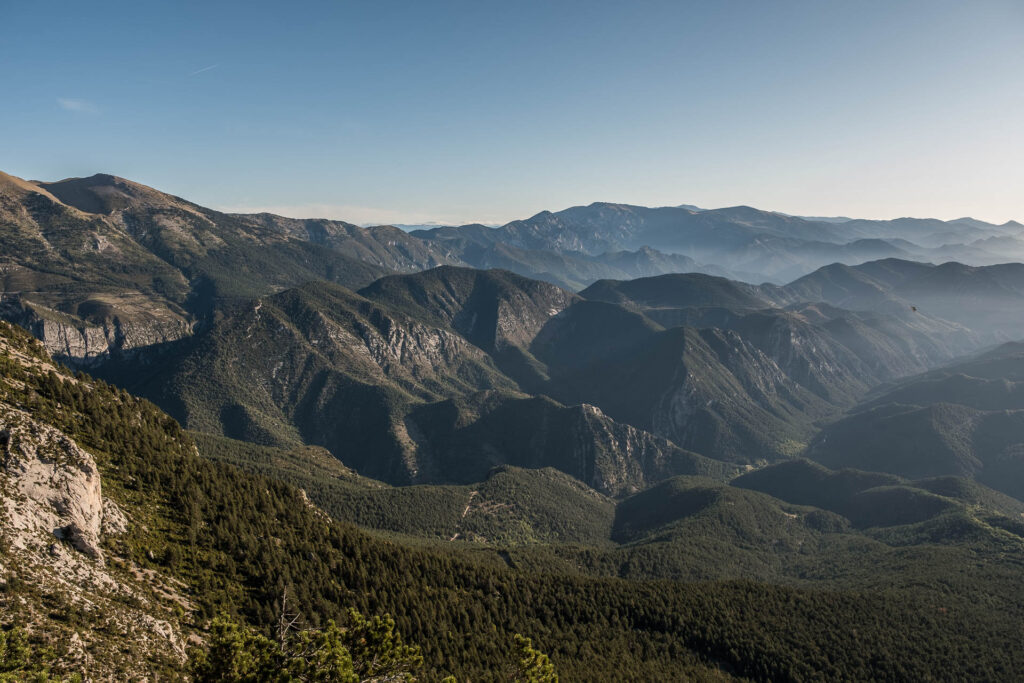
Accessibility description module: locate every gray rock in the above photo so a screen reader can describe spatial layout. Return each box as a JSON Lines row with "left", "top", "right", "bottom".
{"left": 1, "top": 406, "right": 106, "bottom": 563}
{"left": 102, "top": 497, "right": 130, "bottom": 536}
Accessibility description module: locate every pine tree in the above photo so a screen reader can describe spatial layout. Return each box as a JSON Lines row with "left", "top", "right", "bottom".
{"left": 510, "top": 634, "right": 558, "bottom": 683}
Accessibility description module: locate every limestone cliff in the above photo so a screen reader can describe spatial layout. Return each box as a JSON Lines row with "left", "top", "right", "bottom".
{"left": 1, "top": 297, "right": 192, "bottom": 365}
{"left": 2, "top": 406, "right": 107, "bottom": 561}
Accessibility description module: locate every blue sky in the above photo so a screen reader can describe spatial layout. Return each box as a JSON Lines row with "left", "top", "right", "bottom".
{"left": 2, "top": 1, "right": 1022, "bottom": 224}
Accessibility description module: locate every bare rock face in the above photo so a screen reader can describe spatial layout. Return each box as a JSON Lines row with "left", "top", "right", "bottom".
{"left": 0, "top": 299, "right": 192, "bottom": 366}
{"left": 489, "top": 285, "right": 576, "bottom": 351}
{"left": 573, "top": 403, "right": 693, "bottom": 496}
{"left": 0, "top": 406, "right": 106, "bottom": 562}
{"left": 101, "top": 496, "right": 130, "bottom": 536}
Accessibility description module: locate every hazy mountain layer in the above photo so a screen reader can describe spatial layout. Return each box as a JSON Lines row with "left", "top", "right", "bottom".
{"left": 806, "top": 343, "right": 1024, "bottom": 500}
{"left": 6, "top": 168, "right": 1024, "bottom": 377}
{"left": 415, "top": 202, "right": 1024, "bottom": 282}
{"left": 780, "top": 259, "right": 1024, "bottom": 342}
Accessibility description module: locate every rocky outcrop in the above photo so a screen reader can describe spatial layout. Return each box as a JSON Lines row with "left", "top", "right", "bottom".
{"left": 359, "top": 267, "right": 578, "bottom": 352}
{"left": 0, "top": 405, "right": 108, "bottom": 562}
{"left": 0, "top": 408, "right": 188, "bottom": 679}
{"left": 102, "top": 496, "right": 130, "bottom": 536}
{"left": 0, "top": 321, "right": 194, "bottom": 677}
{"left": 0, "top": 298, "right": 192, "bottom": 365}
{"left": 572, "top": 403, "right": 735, "bottom": 495}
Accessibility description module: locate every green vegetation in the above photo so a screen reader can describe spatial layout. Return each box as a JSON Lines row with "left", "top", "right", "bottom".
{"left": 10, "top": 169, "right": 1024, "bottom": 680}
{"left": 0, "top": 626, "right": 64, "bottom": 683}
{"left": 803, "top": 341, "right": 1024, "bottom": 503}
{"left": 511, "top": 634, "right": 558, "bottom": 683}
{"left": 807, "top": 404, "right": 1024, "bottom": 500}
{"left": 194, "top": 431, "right": 616, "bottom": 545}
{"left": 8, "top": 320, "right": 1024, "bottom": 680}
{"left": 189, "top": 609, "right": 425, "bottom": 683}
{"left": 730, "top": 458, "right": 1024, "bottom": 529}
{"left": 187, "top": 610, "right": 564, "bottom": 683}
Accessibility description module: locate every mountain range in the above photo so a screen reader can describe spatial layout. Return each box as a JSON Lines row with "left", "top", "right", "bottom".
{"left": 5, "top": 169, "right": 1024, "bottom": 679}
{"left": 4, "top": 170, "right": 1024, "bottom": 364}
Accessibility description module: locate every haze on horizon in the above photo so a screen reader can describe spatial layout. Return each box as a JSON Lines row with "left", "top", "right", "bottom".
{"left": 2, "top": 0, "right": 1022, "bottom": 226}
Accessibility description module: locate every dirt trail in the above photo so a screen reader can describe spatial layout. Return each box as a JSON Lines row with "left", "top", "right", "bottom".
{"left": 448, "top": 490, "right": 478, "bottom": 541}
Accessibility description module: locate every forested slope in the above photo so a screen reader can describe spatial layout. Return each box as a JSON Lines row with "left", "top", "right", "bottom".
{"left": 5, "top": 321, "right": 1024, "bottom": 680}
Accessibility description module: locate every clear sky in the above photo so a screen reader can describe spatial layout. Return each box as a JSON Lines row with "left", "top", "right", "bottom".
{"left": 2, "top": 1, "right": 1022, "bottom": 225}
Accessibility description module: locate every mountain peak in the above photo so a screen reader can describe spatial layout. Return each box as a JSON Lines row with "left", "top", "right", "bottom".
{"left": 37, "top": 173, "right": 185, "bottom": 215}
